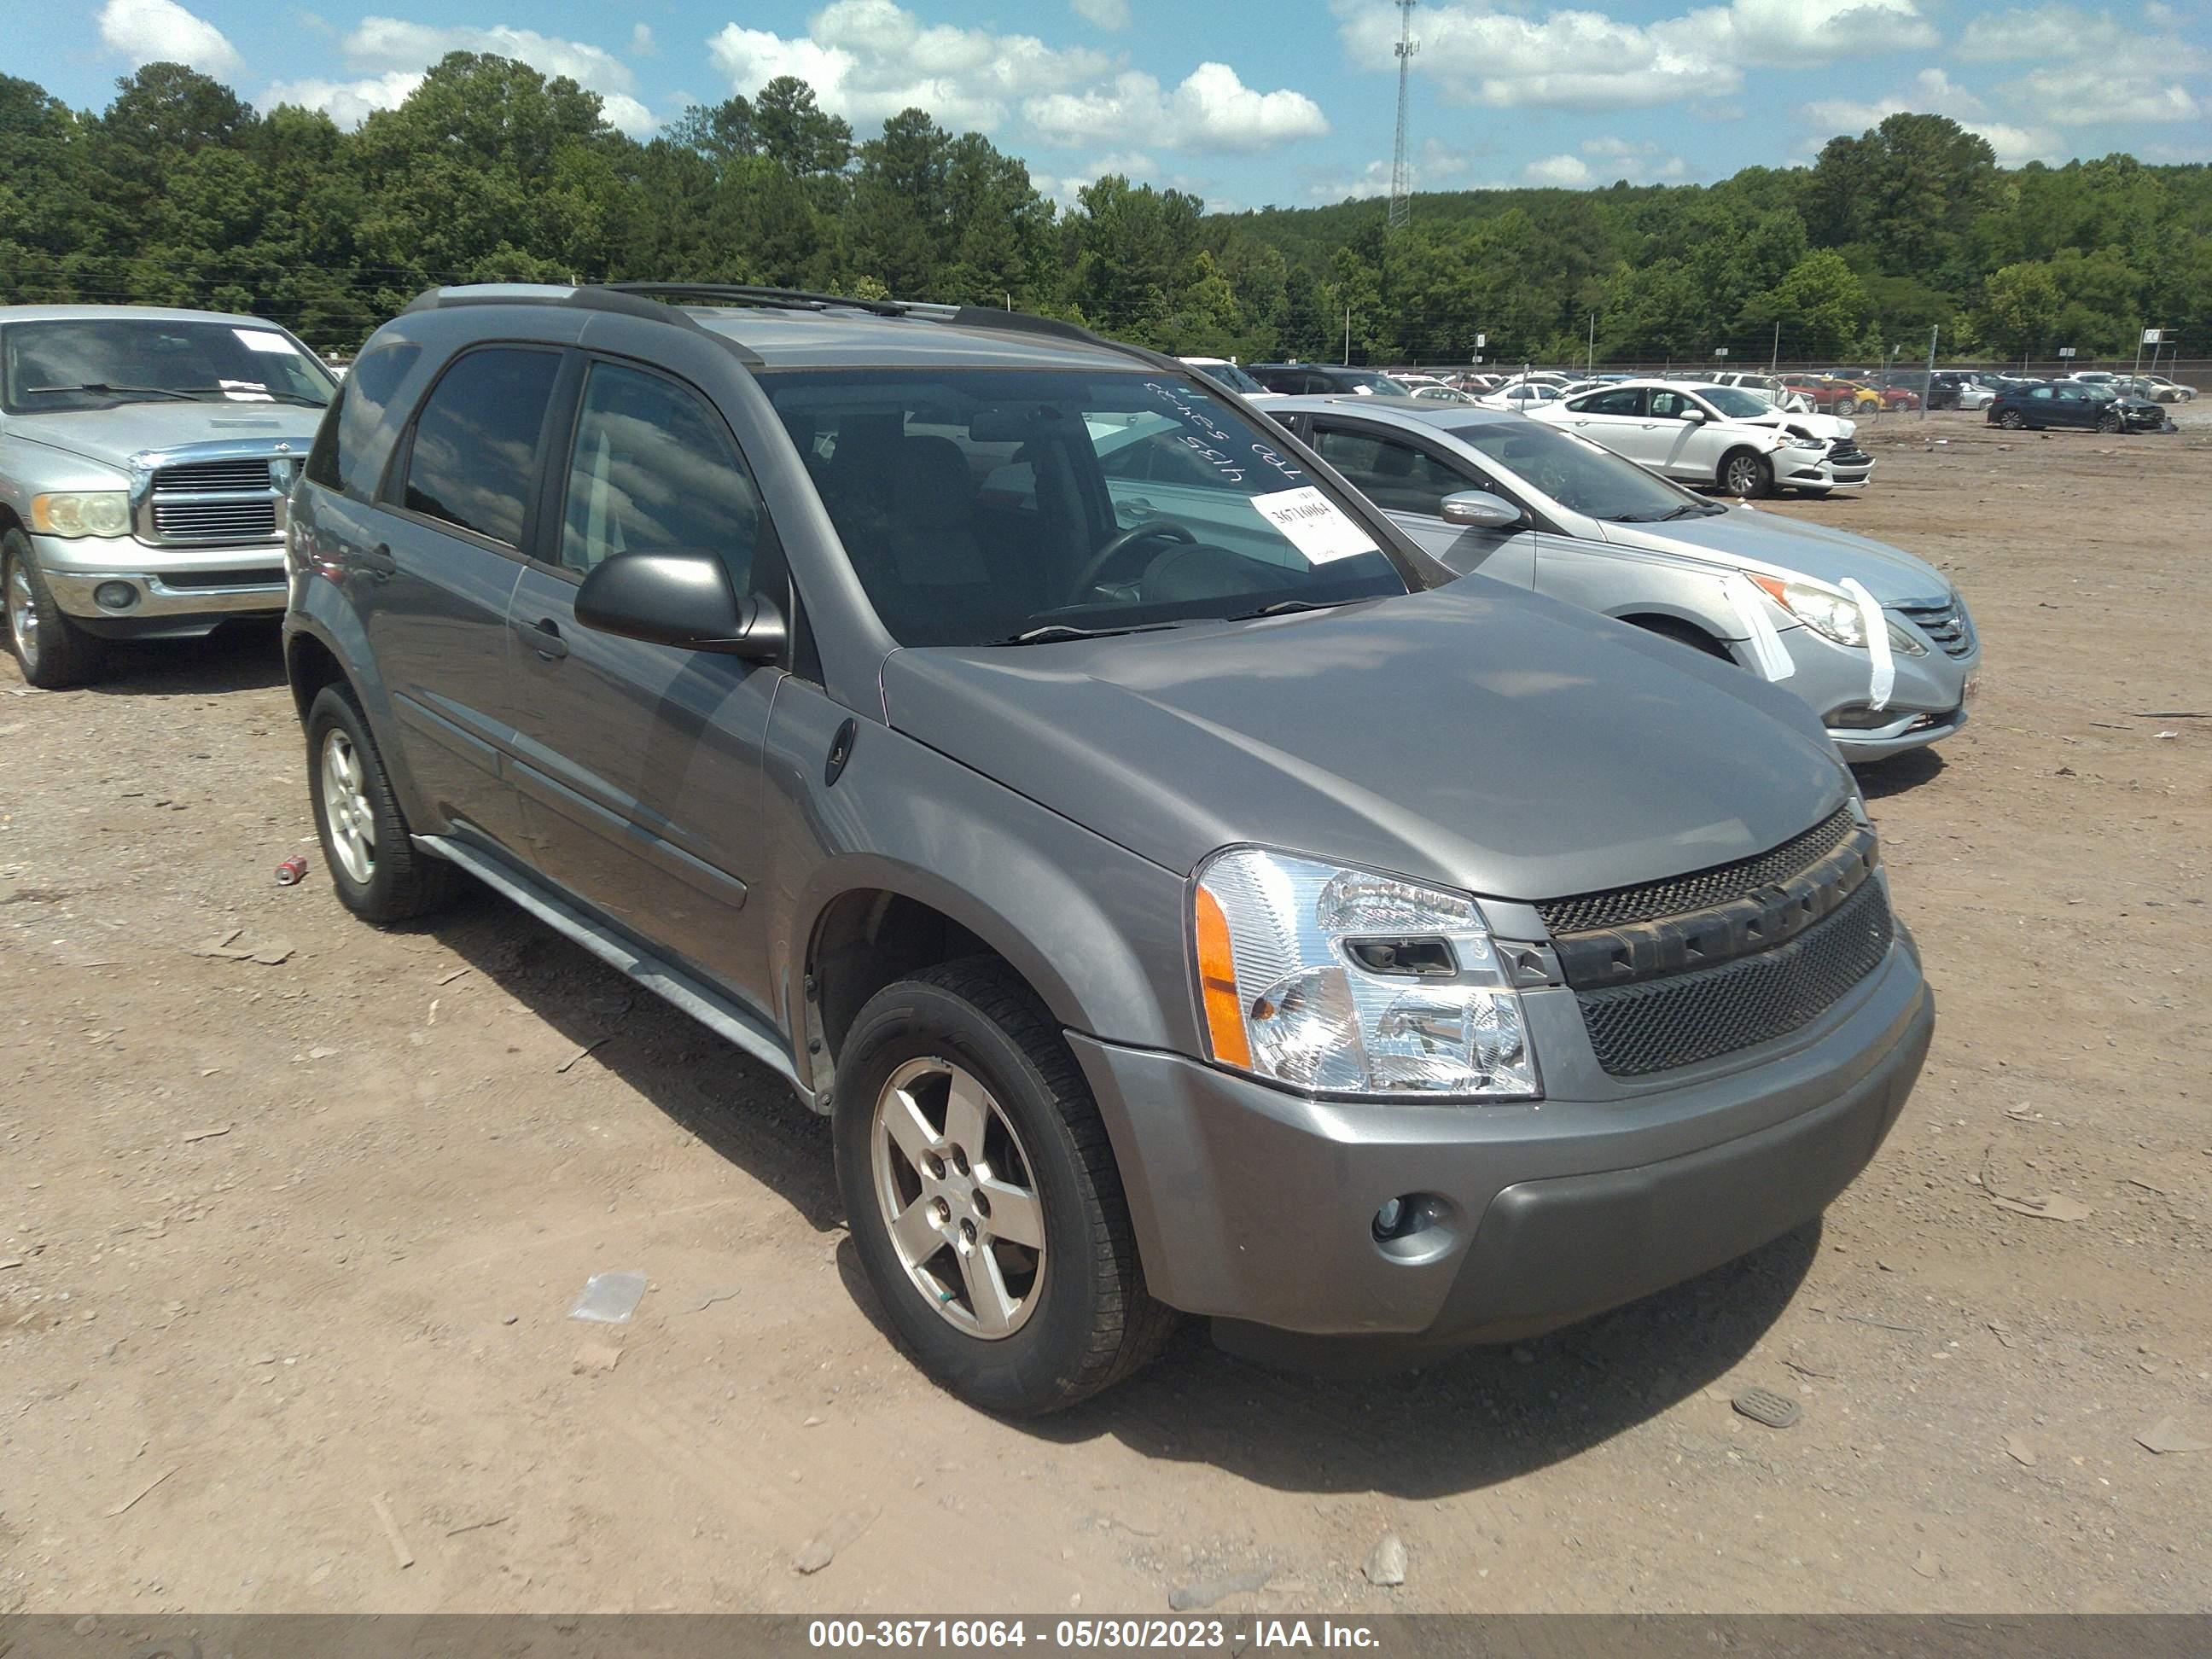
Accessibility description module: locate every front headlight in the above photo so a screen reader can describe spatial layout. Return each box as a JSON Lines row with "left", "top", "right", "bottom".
{"left": 1751, "top": 574, "right": 1926, "bottom": 655}
{"left": 1193, "top": 847, "right": 1539, "bottom": 1100}
{"left": 31, "top": 492, "right": 132, "bottom": 538}
{"left": 1789, "top": 436, "right": 1828, "bottom": 450}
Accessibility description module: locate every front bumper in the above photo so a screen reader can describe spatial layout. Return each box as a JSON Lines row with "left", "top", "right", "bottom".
{"left": 1069, "top": 940, "right": 1931, "bottom": 1351}
{"left": 1780, "top": 447, "right": 1874, "bottom": 491}
{"left": 32, "top": 533, "right": 286, "bottom": 634}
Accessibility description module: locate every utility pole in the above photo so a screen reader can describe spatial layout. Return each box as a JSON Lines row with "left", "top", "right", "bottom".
{"left": 1922, "top": 323, "right": 1937, "bottom": 422}
{"left": 1388, "top": 0, "right": 1418, "bottom": 233}
{"left": 1587, "top": 312, "right": 1596, "bottom": 375}
{"left": 1344, "top": 305, "right": 1353, "bottom": 366}
{"left": 1770, "top": 319, "right": 1780, "bottom": 372}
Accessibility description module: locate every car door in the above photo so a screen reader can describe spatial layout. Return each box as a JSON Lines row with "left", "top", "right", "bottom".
{"left": 2050, "top": 384, "right": 2095, "bottom": 428}
{"left": 369, "top": 342, "right": 566, "bottom": 853}
{"left": 1551, "top": 387, "right": 1650, "bottom": 460}
{"left": 1304, "top": 418, "right": 1537, "bottom": 587}
{"left": 1640, "top": 387, "right": 1720, "bottom": 480}
{"left": 503, "top": 352, "right": 783, "bottom": 1004}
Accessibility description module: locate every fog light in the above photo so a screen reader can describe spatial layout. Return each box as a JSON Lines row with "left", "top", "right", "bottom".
{"left": 94, "top": 581, "right": 138, "bottom": 611}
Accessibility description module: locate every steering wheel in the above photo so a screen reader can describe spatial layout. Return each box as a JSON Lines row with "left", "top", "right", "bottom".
{"left": 1063, "top": 521, "right": 1196, "bottom": 605}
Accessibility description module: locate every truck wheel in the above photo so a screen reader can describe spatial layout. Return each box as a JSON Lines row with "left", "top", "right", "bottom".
{"left": 3, "top": 528, "right": 108, "bottom": 690}
{"left": 834, "top": 958, "right": 1177, "bottom": 1414}
{"left": 305, "top": 683, "right": 463, "bottom": 923}
{"left": 1719, "top": 449, "right": 1773, "bottom": 498}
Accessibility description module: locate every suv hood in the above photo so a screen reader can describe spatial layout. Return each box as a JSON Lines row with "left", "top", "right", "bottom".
{"left": 1600, "top": 506, "right": 1953, "bottom": 605}
{"left": 881, "top": 582, "right": 1848, "bottom": 901}
{"left": 11, "top": 402, "right": 323, "bottom": 471}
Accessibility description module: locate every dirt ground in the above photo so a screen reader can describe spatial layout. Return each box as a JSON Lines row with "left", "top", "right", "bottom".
{"left": 3, "top": 409, "right": 2208, "bottom": 1617}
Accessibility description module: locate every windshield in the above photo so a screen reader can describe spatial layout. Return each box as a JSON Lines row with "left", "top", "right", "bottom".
{"left": 1186, "top": 359, "right": 1266, "bottom": 396}
{"left": 2, "top": 318, "right": 335, "bottom": 413}
{"left": 1699, "top": 387, "right": 1777, "bottom": 420}
{"left": 763, "top": 368, "right": 1414, "bottom": 647}
{"left": 1337, "top": 370, "right": 1405, "bottom": 396}
{"left": 1449, "top": 418, "right": 1720, "bottom": 523}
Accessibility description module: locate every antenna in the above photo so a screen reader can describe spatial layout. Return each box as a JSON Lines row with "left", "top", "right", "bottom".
{"left": 1388, "top": 0, "right": 1418, "bottom": 231}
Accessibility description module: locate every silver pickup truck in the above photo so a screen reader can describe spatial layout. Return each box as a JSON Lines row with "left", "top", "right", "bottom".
{"left": 1, "top": 305, "right": 335, "bottom": 687}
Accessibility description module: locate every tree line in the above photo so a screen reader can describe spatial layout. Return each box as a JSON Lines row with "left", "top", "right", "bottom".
{"left": 3, "top": 54, "right": 2206, "bottom": 366}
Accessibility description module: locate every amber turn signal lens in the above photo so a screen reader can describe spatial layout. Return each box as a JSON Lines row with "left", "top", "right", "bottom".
{"left": 1194, "top": 884, "right": 1252, "bottom": 1068}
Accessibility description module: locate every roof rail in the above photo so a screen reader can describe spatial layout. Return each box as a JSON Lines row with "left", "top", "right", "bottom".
{"left": 400, "top": 283, "right": 705, "bottom": 331}
{"left": 601, "top": 282, "right": 930, "bottom": 318}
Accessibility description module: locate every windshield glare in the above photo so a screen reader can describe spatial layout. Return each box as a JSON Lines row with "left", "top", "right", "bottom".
{"left": 1450, "top": 418, "right": 1716, "bottom": 523}
{"left": 763, "top": 368, "right": 1413, "bottom": 648}
{"left": 1700, "top": 387, "right": 1777, "bottom": 419}
{"left": 2, "top": 318, "right": 335, "bottom": 413}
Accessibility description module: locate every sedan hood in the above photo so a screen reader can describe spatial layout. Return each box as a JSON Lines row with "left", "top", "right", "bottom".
{"left": 12, "top": 402, "right": 322, "bottom": 471}
{"left": 1601, "top": 506, "right": 1953, "bottom": 604}
{"left": 881, "top": 582, "right": 1848, "bottom": 901}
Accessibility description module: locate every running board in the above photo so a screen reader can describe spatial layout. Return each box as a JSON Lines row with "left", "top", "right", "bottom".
{"left": 416, "top": 835, "right": 815, "bottom": 1108}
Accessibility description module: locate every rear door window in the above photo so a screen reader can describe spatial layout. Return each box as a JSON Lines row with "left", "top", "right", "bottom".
{"left": 399, "top": 346, "right": 562, "bottom": 547}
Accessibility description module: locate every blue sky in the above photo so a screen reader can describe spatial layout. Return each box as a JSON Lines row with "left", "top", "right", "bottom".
{"left": 37, "top": 0, "right": 2212, "bottom": 212}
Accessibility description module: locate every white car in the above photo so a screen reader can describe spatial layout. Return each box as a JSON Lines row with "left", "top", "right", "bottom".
{"left": 1533, "top": 378, "right": 1871, "bottom": 498}
{"left": 1708, "top": 370, "right": 1815, "bottom": 414}
{"left": 1476, "top": 383, "right": 1561, "bottom": 411}
{"left": 1176, "top": 356, "right": 1283, "bottom": 402}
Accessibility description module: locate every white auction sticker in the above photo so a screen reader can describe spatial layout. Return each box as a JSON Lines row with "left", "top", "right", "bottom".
{"left": 234, "top": 329, "right": 300, "bottom": 355}
{"left": 1249, "top": 486, "right": 1377, "bottom": 565}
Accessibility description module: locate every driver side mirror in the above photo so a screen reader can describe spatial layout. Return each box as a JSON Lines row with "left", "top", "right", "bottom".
{"left": 1440, "top": 490, "right": 1525, "bottom": 530}
{"left": 574, "top": 551, "right": 787, "bottom": 661}
{"left": 1679, "top": 407, "right": 1708, "bottom": 423}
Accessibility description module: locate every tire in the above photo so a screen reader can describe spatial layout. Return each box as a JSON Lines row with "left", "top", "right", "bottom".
{"left": 833, "top": 958, "right": 1177, "bottom": 1414}
{"left": 2096, "top": 409, "right": 2123, "bottom": 434}
{"left": 305, "top": 683, "right": 463, "bottom": 923}
{"left": 1996, "top": 409, "right": 2026, "bottom": 429}
{"left": 1718, "top": 448, "right": 1773, "bottom": 498}
{"left": 3, "top": 527, "right": 108, "bottom": 690}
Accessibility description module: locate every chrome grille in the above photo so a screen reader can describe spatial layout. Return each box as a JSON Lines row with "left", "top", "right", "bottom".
{"left": 1893, "top": 597, "right": 1975, "bottom": 659}
{"left": 151, "top": 499, "right": 279, "bottom": 540}
{"left": 154, "top": 458, "right": 274, "bottom": 493}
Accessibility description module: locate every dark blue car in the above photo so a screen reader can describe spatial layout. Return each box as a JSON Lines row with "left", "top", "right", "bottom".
{"left": 1987, "top": 380, "right": 2172, "bottom": 433}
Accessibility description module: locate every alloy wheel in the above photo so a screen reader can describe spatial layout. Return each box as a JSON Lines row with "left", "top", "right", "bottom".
{"left": 870, "top": 1056, "right": 1047, "bottom": 1340}
{"left": 6, "top": 562, "right": 38, "bottom": 677}
{"left": 319, "top": 726, "right": 376, "bottom": 884}
{"left": 1724, "top": 455, "right": 1762, "bottom": 495}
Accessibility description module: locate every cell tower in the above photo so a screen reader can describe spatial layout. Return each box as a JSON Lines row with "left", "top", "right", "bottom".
{"left": 1388, "top": 0, "right": 1418, "bottom": 230}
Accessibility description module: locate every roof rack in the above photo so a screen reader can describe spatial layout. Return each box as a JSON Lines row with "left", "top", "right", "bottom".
{"left": 601, "top": 282, "right": 938, "bottom": 318}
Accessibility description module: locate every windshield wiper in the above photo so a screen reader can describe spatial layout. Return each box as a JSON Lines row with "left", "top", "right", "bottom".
{"left": 26, "top": 381, "right": 197, "bottom": 402}
{"left": 994, "top": 621, "right": 1184, "bottom": 646}
{"left": 178, "top": 386, "right": 329, "bottom": 407}
{"left": 1225, "top": 598, "right": 1351, "bottom": 620}
{"left": 1658, "top": 503, "right": 1719, "bottom": 520}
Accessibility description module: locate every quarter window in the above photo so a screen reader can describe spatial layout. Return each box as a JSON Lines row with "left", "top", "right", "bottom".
{"left": 400, "top": 347, "right": 562, "bottom": 546}
{"left": 559, "top": 361, "right": 762, "bottom": 582}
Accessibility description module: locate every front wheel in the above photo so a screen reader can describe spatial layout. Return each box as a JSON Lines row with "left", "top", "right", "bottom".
{"left": 1718, "top": 448, "right": 1773, "bottom": 498}
{"left": 3, "top": 528, "right": 108, "bottom": 690}
{"left": 2097, "top": 409, "right": 2123, "bottom": 434}
{"left": 834, "top": 959, "right": 1176, "bottom": 1414}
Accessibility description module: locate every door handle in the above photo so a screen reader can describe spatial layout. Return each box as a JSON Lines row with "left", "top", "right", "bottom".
{"left": 516, "top": 615, "right": 568, "bottom": 660}
{"left": 358, "top": 543, "right": 397, "bottom": 580}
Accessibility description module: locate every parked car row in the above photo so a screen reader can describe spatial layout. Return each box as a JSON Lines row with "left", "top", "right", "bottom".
{"left": 5, "top": 291, "right": 1952, "bottom": 1416}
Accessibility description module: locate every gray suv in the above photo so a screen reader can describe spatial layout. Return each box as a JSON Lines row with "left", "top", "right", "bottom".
{"left": 2, "top": 305, "right": 335, "bottom": 687}
{"left": 284, "top": 284, "right": 1934, "bottom": 1413}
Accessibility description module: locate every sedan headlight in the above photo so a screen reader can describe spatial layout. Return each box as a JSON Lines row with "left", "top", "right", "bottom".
{"left": 1193, "top": 847, "right": 1539, "bottom": 1100}
{"left": 1749, "top": 574, "right": 1925, "bottom": 655}
{"left": 31, "top": 492, "right": 132, "bottom": 538}
{"left": 1788, "top": 436, "right": 1828, "bottom": 450}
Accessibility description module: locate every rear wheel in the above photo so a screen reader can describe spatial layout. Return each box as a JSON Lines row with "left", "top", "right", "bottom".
{"left": 1718, "top": 448, "right": 1773, "bottom": 498}
{"left": 1996, "top": 409, "right": 2026, "bottom": 430}
{"left": 305, "top": 684, "right": 463, "bottom": 923}
{"left": 3, "top": 528, "right": 108, "bottom": 690}
{"left": 834, "top": 958, "right": 1176, "bottom": 1414}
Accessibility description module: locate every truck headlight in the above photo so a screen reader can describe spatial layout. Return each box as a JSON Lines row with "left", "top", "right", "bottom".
{"left": 32, "top": 492, "right": 132, "bottom": 538}
{"left": 1193, "top": 847, "right": 1539, "bottom": 1100}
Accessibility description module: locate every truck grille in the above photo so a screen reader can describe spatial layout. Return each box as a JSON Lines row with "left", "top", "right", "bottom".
{"left": 1538, "top": 807, "right": 1895, "bottom": 1077}
{"left": 151, "top": 499, "right": 279, "bottom": 540}
{"left": 145, "top": 454, "right": 294, "bottom": 546}
{"left": 1893, "top": 597, "right": 1975, "bottom": 659}
{"left": 1573, "top": 878, "right": 1895, "bottom": 1076}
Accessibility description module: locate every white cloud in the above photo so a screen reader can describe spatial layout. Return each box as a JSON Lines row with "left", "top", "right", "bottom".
{"left": 1336, "top": 0, "right": 1935, "bottom": 109}
{"left": 1024, "top": 62, "right": 1330, "bottom": 151}
{"left": 1302, "top": 141, "right": 1494, "bottom": 201}
{"left": 710, "top": 0, "right": 1111, "bottom": 133}
{"left": 1580, "top": 136, "right": 1689, "bottom": 177}
{"left": 1801, "top": 71, "right": 2058, "bottom": 165}
{"left": 1050, "top": 150, "right": 1156, "bottom": 202}
{"left": 629, "top": 23, "right": 656, "bottom": 56}
{"left": 2010, "top": 66, "right": 2201, "bottom": 123}
{"left": 1957, "top": 3, "right": 2204, "bottom": 72}
{"left": 264, "top": 68, "right": 423, "bottom": 125}
{"left": 1070, "top": 0, "right": 1132, "bottom": 28}
{"left": 97, "top": 0, "right": 242, "bottom": 75}
{"left": 312, "top": 16, "right": 659, "bottom": 135}
{"left": 1523, "top": 153, "right": 1592, "bottom": 185}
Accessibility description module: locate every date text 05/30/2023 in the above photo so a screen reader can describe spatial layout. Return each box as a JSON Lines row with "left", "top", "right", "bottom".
{"left": 806, "top": 1619, "right": 1383, "bottom": 1649}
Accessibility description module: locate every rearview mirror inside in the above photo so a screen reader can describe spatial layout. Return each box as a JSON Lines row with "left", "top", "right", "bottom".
{"left": 573, "top": 552, "right": 787, "bottom": 661}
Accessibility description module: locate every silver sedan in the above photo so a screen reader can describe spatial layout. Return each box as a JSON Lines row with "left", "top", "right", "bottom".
{"left": 1264, "top": 396, "right": 1982, "bottom": 764}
